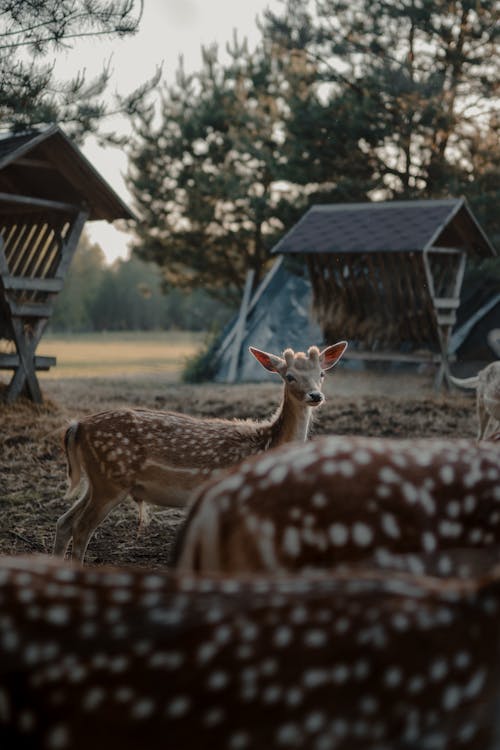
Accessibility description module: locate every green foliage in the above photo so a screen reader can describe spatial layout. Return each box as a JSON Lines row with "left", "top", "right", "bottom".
{"left": 128, "top": 40, "right": 283, "bottom": 303}
{"left": 0, "top": 0, "right": 157, "bottom": 141}
{"left": 127, "top": 0, "right": 499, "bottom": 303}
{"left": 181, "top": 333, "right": 221, "bottom": 384}
{"left": 50, "top": 234, "right": 106, "bottom": 331}
{"left": 261, "top": 0, "right": 500, "bottom": 244}
{"left": 50, "top": 234, "right": 236, "bottom": 333}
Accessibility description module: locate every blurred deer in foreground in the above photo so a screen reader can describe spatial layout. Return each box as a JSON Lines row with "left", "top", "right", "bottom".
{"left": 448, "top": 361, "right": 500, "bottom": 440}
{"left": 2, "top": 553, "right": 500, "bottom": 750}
{"left": 174, "top": 436, "right": 500, "bottom": 575}
{"left": 54, "top": 342, "right": 347, "bottom": 562}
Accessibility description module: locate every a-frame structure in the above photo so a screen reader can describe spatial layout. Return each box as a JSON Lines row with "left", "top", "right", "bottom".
{"left": 271, "top": 199, "right": 497, "bottom": 386}
{"left": 0, "top": 125, "right": 134, "bottom": 403}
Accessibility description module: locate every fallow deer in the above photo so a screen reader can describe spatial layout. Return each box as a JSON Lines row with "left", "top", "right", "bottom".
{"left": 53, "top": 341, "right": 347, "bottom": 562}
{"left": 2, "top": 553, "right": 500, "bottom": 749}
{"left": 174, "top": 435, "right": 500, "bottom": 575}
{"left": 448, "top": 361, "right": 500, "bottom": 440}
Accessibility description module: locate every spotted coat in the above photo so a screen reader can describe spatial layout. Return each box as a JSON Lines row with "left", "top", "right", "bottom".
{"left": 2, "top": 554, "right": 500, "bottom": 749}
{"left": 54, "top": 343, "right": 347, "bottom": 562}
{"left": 174, "top": 436, "right": 500, "bottom": 574}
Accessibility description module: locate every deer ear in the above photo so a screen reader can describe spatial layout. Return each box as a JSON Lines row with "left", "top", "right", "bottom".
{"left": 319, "top": 341, "right": 348, "bottom": 370}
{"left": 249, "top": 347, "right": 284, "bottom": 373}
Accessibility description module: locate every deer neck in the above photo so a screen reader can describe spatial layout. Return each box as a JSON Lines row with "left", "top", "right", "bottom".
{"left": 266, "top": 389, "right": 313, "bottom": 448}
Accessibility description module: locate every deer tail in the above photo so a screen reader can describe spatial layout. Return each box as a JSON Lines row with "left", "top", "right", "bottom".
{"left": 172, "top": 485, "right": 221, "bottom": 572}
{"left": 448, "top": 374, "right": 479, "bottom": 390}
{"left": 63, "top": 421, "right": 84, "bottom": 500}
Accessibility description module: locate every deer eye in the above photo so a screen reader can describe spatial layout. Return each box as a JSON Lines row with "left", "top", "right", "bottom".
{"left": 285, "top": 373, "right": 296, "bottom": 383}
{"left": 320, "top": 371, "right": 325, "bottom": 379}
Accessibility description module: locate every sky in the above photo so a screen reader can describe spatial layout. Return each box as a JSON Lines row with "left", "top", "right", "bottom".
{"left": 55, "top": 0, "right": 280, "bottom": 264}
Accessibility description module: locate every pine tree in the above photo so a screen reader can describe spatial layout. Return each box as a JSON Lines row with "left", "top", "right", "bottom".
{"left": 127, "top": 0, "right": 498, "bottom": 301}
{"left": 0, "top": 0, "right": 156, "bottom": 140}
{"left": 262, "top": 0, "right": 500, "bottom": 245}
{"left": 127, "top": 38, "right": 290, "bottom": 303}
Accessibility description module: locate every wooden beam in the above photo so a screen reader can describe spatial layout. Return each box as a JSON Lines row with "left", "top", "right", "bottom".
{"left": 13, "top": 157, "right": 54, "bottom": 169}
{"left": 433, "top": 297, "right": 461, "bottom": 309}
{"left": 6, "top": 318, "right": 44, "bottom": 403}
{"left": 52, "top": 209, "right": 88, "bottom": 279}
{"left": 0, "top": 191, "right": 80, "bottom": 214}
{"left": 0, "top": 355, "right": 56, "bottom": 370}
{"left": 427, "top": 246, "right": 463, "bottom": 255}
{"left": 1, "top": 276, "right": 64, "bottom": 292}
{"left": 227, "top": 269, "right": 255, "bottom": 383}
{"left": 7, "top": 302, "right": 52, "bottom": 317}
{"left": 343, "top": 350, "right": 446, "bottom": 364}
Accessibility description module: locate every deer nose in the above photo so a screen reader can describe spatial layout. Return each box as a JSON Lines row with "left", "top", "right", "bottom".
{"left": 308, "top": 391, "right": 324, "bottom": 404}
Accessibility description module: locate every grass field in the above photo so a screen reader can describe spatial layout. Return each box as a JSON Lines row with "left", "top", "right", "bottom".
{"left": 36, "top": 331, "right": 206, "bottom": 380}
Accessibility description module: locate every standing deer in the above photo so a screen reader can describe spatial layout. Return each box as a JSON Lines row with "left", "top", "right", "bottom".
{"left": 448, "top": 361, "right": 500, "bottom": 440}
{"left": 2, "top": 553, "right": 500, "bottom": 749}
{"left": 54, "top": 341, "right": 347, "bottom": 562}
{"left": 174, "top": 435, "right": 500, "bottom": 575}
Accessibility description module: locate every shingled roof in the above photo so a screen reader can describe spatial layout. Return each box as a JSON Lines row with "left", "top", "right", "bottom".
{"left": 0, "top": 124, "right": 134, "bottom": 222}
{"left": 271, "top": 199, "right": 496, "bottom": 257}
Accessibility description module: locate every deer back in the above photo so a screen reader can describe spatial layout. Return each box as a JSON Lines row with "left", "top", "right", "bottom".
{"left": 174, "top": 436, "right": 500, "bottom": 574}
{"left": 2, "top": 554, "right": 500, "bottom": 749}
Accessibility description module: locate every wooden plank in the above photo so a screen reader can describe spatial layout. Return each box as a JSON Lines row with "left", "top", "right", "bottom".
{"left": 11, "top": 222, "right": 38, "bottom": 278}
{"left": 14, "top": 157, "right": 54, "bottom": 169}
{"left": 0, "top": 355, "right": 56, "bottom": 370}
{"left": 7, "top": 318, "right": 43, "bottom": 403}
{"left": 427, "top": 246, "right": 463, "bottom": 255}
{"left": 19, "top": 220, "right": 50, "bottom": 278}
{"left": 52, "top": 210, "right": 88, "bottom": 279}
{"left": 8, "top": 302, "right": 52, "bottom": 317}
{"left": 452, "top": 251, "right": 467, "bottom": 298}
{"left": 6, "top": 224, "right": 29, "bottom": 274}
{"left": 0, "top": 238, "right": 9, "bottom": 275}
{"left": 0, "top": 191, "right": 80, "bottom": 214}
{"left": 32, "top": 229, "right": 60, "bottom": 280}
{"left": 215, "top": 258, "right": 286, "bottom": 361}
{"left": 339, "top": 255, "right": 364, "bottom": 318}
{"left": 376, "top": 252, "right": 399, "bottom": 345}
{"left": 436, "top": 314, "right": 457, "bottom": 326}
{"left": 343, "top": 350, "right": 443, "bottom": 363}
{"left": 433, "top": 297, "right": 461, "bottom": 309}
{"left": 227, "top": 269, "right": 255, "bottom": 383}
{"left": 1, "top": 276, "right": 64, "bottom": 292}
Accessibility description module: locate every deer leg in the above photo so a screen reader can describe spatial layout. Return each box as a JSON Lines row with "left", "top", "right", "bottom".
{"left": 477, "top": 396, "right": 490, "bottom": 441}
{"left": 71, "top": 485, "right": 128, "bottom": 563}
{"left": 53, "top": 487, "right": 92, "bottom": 557}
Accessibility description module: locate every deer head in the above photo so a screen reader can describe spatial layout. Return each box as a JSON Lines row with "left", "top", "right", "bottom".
{"left": 249, "top": 342, "right": 347, "bottom": 406}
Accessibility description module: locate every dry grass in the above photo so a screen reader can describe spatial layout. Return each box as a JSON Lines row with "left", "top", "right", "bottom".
{"left": 36, "top": 331, "right": 205, "bottom": 379}
{"left": 0, "top": 369, "right": 477, "bottom": 568}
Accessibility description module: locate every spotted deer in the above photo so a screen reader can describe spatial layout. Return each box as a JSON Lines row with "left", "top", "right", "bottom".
{"left": 448, "top": 361, "right": 500, "bottom": 440}
{"left": 174, "top": 436, "right": 500, "bottom": 575}
{"left": 2, "top": 553, "right": 500, "bottom": 749}
{"left": 53, "top": 342, "right": 347, "bottom": 562}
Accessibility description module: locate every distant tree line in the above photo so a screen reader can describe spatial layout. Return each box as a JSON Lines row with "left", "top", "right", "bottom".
{"left": 50, "top": 234, "right": 235, "bottom": 333}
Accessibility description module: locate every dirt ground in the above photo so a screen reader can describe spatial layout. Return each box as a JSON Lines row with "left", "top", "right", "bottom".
{"left": 0, "top": 369, "right": 476, "bottom": 569}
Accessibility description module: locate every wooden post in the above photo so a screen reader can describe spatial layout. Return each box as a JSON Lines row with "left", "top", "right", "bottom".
{"left": 227, "top": 269, "right": 255, "bottom": 384}
{"left": 0, "top": 208, "right": 88, "bottom": 403}
{"left": 423, "top": 247, "right": 466, "bottom": 390}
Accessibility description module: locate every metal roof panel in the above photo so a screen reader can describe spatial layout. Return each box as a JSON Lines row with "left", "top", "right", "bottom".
{"left": 0, "top": 125, "right": 134, "bottom": 222}
{"left": 272, "top": 199, "right": 494, "bottom": 257}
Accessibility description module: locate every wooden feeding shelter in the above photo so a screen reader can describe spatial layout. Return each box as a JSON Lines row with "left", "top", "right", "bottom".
{"left": 0, "top": 124, "right": 134, "bottom": 403}
{"left": 271, "top": 198, "right": 497, "bottom": 385}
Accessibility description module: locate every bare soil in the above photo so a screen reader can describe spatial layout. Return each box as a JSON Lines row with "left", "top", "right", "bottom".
{"left": 0, "top": 370, "right": 476, "bottom": 569}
